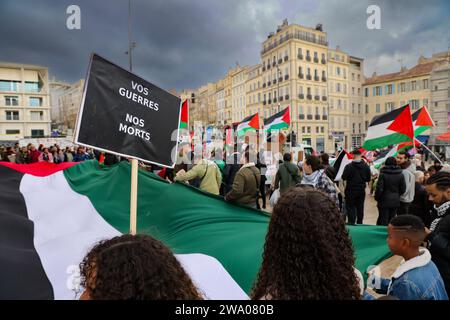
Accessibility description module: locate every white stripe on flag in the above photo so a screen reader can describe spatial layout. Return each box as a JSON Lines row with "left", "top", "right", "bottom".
{"left": 20, "top": 172, "right": 248, "bottom": 300}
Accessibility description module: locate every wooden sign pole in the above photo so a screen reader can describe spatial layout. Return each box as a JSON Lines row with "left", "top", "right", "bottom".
{"left": 130, "top": 158, "right": 138, "bottom": 235}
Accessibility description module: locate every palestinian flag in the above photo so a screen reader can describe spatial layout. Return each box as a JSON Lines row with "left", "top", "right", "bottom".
{"left": 0, "top": 160, "right": 391, "bottom": 299}
{"left": 263, "top": 107, "right": 290, "bottom": 132}
{"left": 236, "top": 113, "right": 259, "bottom": 136}
{"left": 373, "top": 145, "right": 400, "bottom": 169}
{"left": 363, "top": 104, "right": 414, "bottom": 151}
{"left": 179, "top": 99, "right": 189, "bottom": 129}
{"left": 412, "top": 106, "right": 434, "bottom": 136}
{"left": 333, "top": 149, "right": 353, "bottom": 181}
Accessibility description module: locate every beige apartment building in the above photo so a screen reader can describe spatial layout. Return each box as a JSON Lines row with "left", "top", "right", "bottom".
{"left": 50, "top": 79, "right": 84, "bottom": 135}
{"left": 231, "top": 65, "right": 249, "bottom": 123}
{"left": 362, "top": 52, "right": 450, "bottom": 146}
{"left": 246, "top": 64, "right": 263, "bottom": 118}
{"left": 429, "top": 52, "right": 450, "bottom": 149}
{"left": 0, "top": 62, "right": 51, "bottom": 141}
{"left": 215, "top": 79, "right": 225, "bottom": 126}
{"left": 348, "top": 56, "right": 365, "bottom": 149}
{"left": 260, "top": 20, "right": 329, "bottom": 152}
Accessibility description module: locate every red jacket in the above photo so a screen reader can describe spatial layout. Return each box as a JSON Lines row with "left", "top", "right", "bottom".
{"left": 28, "top": 150, "right": 41, "bottom": 163}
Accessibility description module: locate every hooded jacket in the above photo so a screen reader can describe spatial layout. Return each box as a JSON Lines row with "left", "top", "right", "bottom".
{"left": 274, "top": 162, "right": 301, "bottom": 193}
{"left": 400, "top": 161, "right": 416, "bottom": 203}
{"left": 375, "top": 165, "right": 406, "bottom": 208}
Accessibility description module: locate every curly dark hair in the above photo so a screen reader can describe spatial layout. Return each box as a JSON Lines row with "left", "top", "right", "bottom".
{"left": 251, "top": 187, "right": 361, "bottom": 300}
{"left": 79, "top": 234, "right": 202, "bottom": 300}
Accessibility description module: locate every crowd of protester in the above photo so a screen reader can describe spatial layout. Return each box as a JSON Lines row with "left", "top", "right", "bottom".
{"left": 2, "top": 140, "right": 449, "bottom": 300}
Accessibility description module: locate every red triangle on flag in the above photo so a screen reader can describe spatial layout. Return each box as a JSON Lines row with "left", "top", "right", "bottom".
{"left": 281, "top": 107, "right": 290, "bottom": 125}
{"left": 387, "top": 105, "right": 414, "bottom": 140}
{"left": 416, "top": 107, "right": 433, "bottom": 127}
{"left": 181, "top": 100, "right": 189, "bottom": 123}
{"left": 248, "top": 113, "right": 260, "bottom": 129}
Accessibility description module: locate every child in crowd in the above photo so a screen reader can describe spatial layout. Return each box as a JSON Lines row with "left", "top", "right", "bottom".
{"left": 367, "top": 215, "right": 448, "bottom": 300}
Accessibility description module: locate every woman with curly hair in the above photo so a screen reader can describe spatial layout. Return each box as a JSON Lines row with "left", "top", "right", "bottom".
{"left": 251, "top": 187, "right": 362, "bottom": 300}
{"left": 79, "top": 234, "right": 202, "bottom": 300}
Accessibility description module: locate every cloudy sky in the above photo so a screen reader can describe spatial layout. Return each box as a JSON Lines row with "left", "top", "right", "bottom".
{"left": 1, "top": 0, "right": 449, "bottom": 91}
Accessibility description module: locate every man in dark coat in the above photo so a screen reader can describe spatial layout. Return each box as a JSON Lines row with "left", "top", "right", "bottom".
{"left": 374, "top": 157, "right": 406, "bottom": 225}
{"left": 342, "top": 149, "right": 371, "bottom": 224}
{"left": 425, "top": 171, "right": 450, "bottom": 294}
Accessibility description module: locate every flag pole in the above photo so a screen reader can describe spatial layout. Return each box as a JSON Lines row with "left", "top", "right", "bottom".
{"left": 128, "top": 0, "right": 138, "bottom": 235}
{"left": 416, "top": 139, "right": 443, "bottom": 165}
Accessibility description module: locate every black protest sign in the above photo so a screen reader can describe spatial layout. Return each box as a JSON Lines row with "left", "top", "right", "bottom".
{"left": 75, "top": 54, "right": 181, "bottom": 167}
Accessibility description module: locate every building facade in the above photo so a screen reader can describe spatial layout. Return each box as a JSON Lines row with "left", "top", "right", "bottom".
{"left": 430, "top": 52, "right": 450, "bottom": 149}
{"left": 50, "top": 79, "right": 84, "bottom": 135}
{"left": 0, "top": 62, "right": 51, "bottom": 141}
{"left": 231, "top": 66, "right": 248, "bottom": 123}
{"left": 260, "top": 20, "right": 330, "bottom": 152}
{"left": 362, "top": 53, "right": 450, "bottom": 146}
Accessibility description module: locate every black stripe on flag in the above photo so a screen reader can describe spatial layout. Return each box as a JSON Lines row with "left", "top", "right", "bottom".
{"left": 369, "top": 104, "right": 409, "bottom": 127}
{"left": 0, "top": 165, "right": 54, "bottom": 299}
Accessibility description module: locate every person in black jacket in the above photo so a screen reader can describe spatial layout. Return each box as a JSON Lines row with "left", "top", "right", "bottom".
{"left": 410, "top": 171, "right": 433, "bottom": 227}
{"left": 342, "top": 149, "right": 371, "bottom": 224}
{"left": 425, "top": 171, "right": 450, "bottom": 294}
{"left": 374, "top": 157, "right": 406, "bottom": 226}
{"left": 223, "top": 149, "right": 242, "bottom": 195}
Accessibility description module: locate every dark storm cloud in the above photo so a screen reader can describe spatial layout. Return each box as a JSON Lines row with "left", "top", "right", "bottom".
{"left": 0, "top": 0, "right": 448, "bottom": 90}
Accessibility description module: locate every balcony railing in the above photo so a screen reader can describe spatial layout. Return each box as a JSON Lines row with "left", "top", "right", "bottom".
{"left": 314, "top": 76, "right": 320, "bottom": 81}
{"left": 284, "top": 56, "right": 288, "bottom": 61}
{"left": 306, "top": 74, "right": 312, "bottom": 80}
{"left": 307, "top": 94, "right": 312, "bottom": 100}
{"left": 278, "top": 77, "right": 283, "bottom": 82}
{"left": 299, "top": 93, "right": 304, "bottom": 99}
{"left": 299, "top": 114, "right": 305, "bottom": 119}
{"left": 314, "top": 95, "right": 320, "bottom": 100}
{"left": 314, "top": 57, "right": 319, "bottom": 63}
{"left": 299, "top": 73, "right": 304, "bottom": 79}
{"left": 315, "top": 115, "right": 321, "bottom": 120}
{"left": 272, "top": 62, "right": 276, "bottom": 67}
{"left": 267, "top": 82, "right": 271, "bottom": 87}
{"left": 306, "top": 56, "right": 311, "bottom": 62}
{"left": 263, "top": 83, "right": 266, "bottom": 88}
{"left": 278, "top": 58, "right": 282, "bottom": 64}
{"left": 322, "top": 115, "right": 328, "bottom": 120}
{"left": 321, "top": 59, "right": 326, "bottom": 64}
{"left": 297, "top": 54, "right": 303, "bottom": 60}
{"left": 273, "top": 98, "right": 277, "bottom": 103}
{"left": 262, "top": 66, "right": 266, "bottom": 72}
{"left": 268, "top": 99, "right": 272, "bottom": 104}
{"left": 267, "top": 64, "right": 271, "bottom": 70}
{"left": 261, "top": 33, "right": 328, "bottom": 55}
{"left": 280, "top": 96, "right": 284, "bottom": 101}
{"left": 263, "top": 100, "right": 267, "bottom": 105}
{"left": 307, "top": 114, "right": 313, "bottom": 120}
{"left": 322, "top": 96, "right": 327, "bottom": 101}
{"left": 272, "top": 79, "right": 276, "bottom": 85}
{"left": 284, "top": 75, "right": 289, "bottom": 80}
{"left": 322, "top": 76, "right": 327, "bottom": 82}
{"left": 285, "top": 95, "right": 289, "bottom": 100}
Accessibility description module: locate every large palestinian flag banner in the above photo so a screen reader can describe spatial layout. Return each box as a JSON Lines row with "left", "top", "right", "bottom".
{"left": 363, "top": 104, "right": 414, "bottom": 150}
{"left": 0, "top": 160, "right": 391, "bottom": 299}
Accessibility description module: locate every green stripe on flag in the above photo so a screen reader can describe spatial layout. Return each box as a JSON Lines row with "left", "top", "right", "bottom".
{"left": 363, "top": 133, "right": 412, "bottom": 151}
{"left": 63, "top": 160, "right": 391, "bottom": 292}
